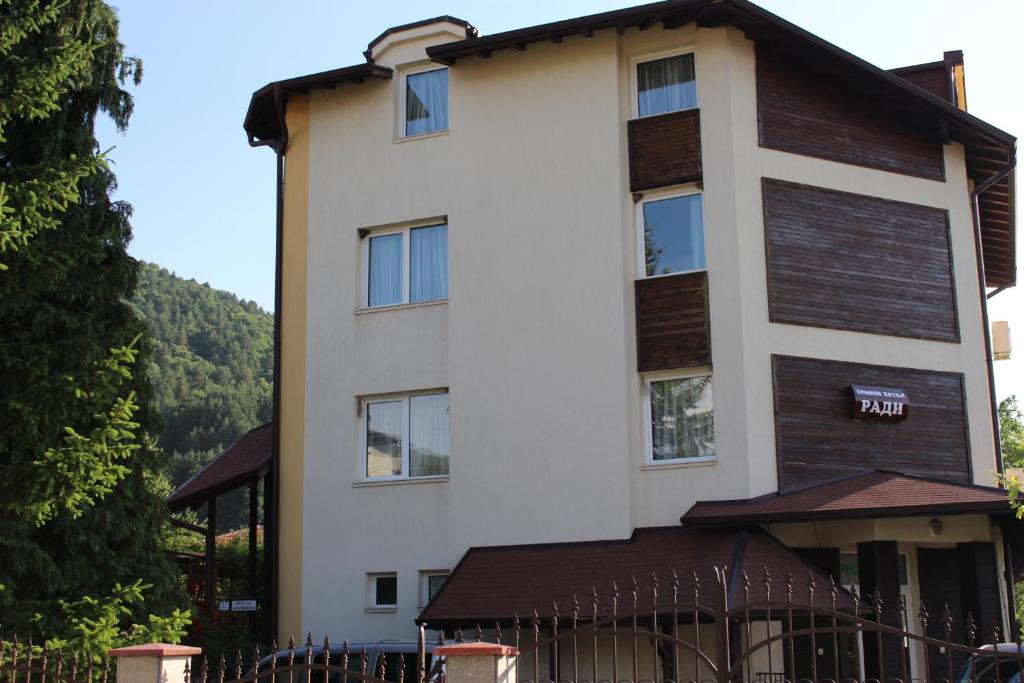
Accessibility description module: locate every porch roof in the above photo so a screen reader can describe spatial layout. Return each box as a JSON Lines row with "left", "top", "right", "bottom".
{"left": 416, "top": 526, "right": 853, "bottom": 626}
{"left": 167, "top": 423, "right": 273, "bottom": 511}
{"left": 681, "top": 470, "right": 1011, "bottom": 528}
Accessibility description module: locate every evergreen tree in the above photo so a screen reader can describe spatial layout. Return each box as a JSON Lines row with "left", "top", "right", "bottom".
{"left": 132, "top": 263, "right": 273, "bottom": 529}
{"left": 0, "top": 0, "right": 187, "bottom": 646}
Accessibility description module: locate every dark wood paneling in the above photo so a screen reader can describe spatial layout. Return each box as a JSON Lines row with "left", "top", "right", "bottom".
{"left": 628, "top": 108, "right": 702, "bottom": 192}
{"left": 763, "top": 178, "right": 959, "bottom": 342}
{"left": 756, "top": 45, "right": 945, "bottom": 180}
{"left": 859, "top": 542, "right": 905, "bottom": 680}
{"left": 635, "top": 271, "right": 710, "bottom": 372}
{"left": 893, "top": 65, "right": 949, "bottom": 101}
{"left": 958, "top": 542, "right": 1002, "bottom": 645}
{"left": 793, "top": 548, "right": 841, "bottom": 582}
{"left": 772, "top": 355, "right": 971, "bottom": 490}
{"left": 919, "top": 548, "right": 966, "bottom": 677}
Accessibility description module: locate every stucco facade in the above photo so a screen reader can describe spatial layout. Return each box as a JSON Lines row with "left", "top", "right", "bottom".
{"left": 255, "top": 10, "right": 1011, "bottom": 650}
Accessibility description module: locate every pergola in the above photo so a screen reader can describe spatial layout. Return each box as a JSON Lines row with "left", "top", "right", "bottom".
{"left": 167, "top": 423, "right": 274, "bottom": 641}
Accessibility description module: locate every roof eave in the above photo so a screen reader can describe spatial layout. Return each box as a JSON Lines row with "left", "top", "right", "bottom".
{"left": 683, "top": 501, "right": 1012, "bottom": 528}
{"left": 243, "top": 63, "right": 393, "bottom": 147}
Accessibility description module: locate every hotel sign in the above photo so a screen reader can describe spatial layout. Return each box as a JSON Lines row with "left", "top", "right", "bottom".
{"left": 851, "top": 385, "right": 909, "bottom": 422}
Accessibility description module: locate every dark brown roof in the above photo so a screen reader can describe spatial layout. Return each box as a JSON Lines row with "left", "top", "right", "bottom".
{"left": 890, "top": 60, "right": 954, "bottom": 102}
{"left": 167, "top": 424, "right": 273, "bottom": 510}
{"left": 244, "top": 64, "right": 392, "bottom": 148}
{"left": 681, "top": 470, "right": 1011, "bottom": 528}
{"left": 244, "top": 0, "right": 1015, "bottom": 285}
{"left": 366, "top": 16, "right": 476, "bottom": 56}
{"left": 416, "top": 526, "right": 854, "bottom": 626}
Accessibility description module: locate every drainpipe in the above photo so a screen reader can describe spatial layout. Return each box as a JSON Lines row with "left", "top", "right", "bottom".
{"left": 969, "top": 157, "right": 1015, "bottom": 479}
{"left": 971, "top": 157, "right": 1017, "bottom": 642}
{"left": 250, "top": 85, "right": 289, "bottom": 645}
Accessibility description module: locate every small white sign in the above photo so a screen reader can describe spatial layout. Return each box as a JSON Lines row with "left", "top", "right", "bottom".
{"left": 218, "top": 601, "right": 230, "bottom": 611}
{"left": 231, "top": 599, "right": 258, "bottom": 612}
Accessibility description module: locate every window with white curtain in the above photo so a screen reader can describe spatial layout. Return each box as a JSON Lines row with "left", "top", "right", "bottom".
{"left": 365, "top": 223, "right": 448, "bottom": 308}
{"left": 363, "top": 391, "right": 449, "bottom": 480}
{"left": 636, "top": 52, "right": 697, "bottom": 118}
{"left": 644, "top": 373, "right": 715, "bottom": 463}
{"left": 637, "top": 191, "right": 705, "bottom": 278}
{"left": 404, "top": 67, "right": 448, "bottom": 136}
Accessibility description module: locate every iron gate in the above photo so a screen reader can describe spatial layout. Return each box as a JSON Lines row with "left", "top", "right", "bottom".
{"left": 495, "top": 566, "right": 1018, "bottom": 683}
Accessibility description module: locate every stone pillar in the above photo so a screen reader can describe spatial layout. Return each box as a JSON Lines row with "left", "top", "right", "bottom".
{"left": 435, "top": 642, "right": 519, "bottom": 683}
{"left": 109, "top": 644, "right": 202, "bottom": 683}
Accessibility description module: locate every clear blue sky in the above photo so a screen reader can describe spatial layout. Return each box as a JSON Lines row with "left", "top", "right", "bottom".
{"left": 97, "top": 0, "right": 1023, "bottom": 400}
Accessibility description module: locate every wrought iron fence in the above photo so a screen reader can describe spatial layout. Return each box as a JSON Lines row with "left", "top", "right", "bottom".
{"left": 9, "top": 565, "right": 1019, "bottom": 683}
{"left": 429, "top": 566, "right": 1022, "bottom": 683}
{"left": 0, "top": 635, "right": 113, "bottom": 683}
{"left": 199, "top": 629, "right": 438, "bottom": 683}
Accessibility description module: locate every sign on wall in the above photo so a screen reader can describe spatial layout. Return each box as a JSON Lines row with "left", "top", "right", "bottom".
{"left": 217, "top": 598, "right": 259, "bottom": 612}
{"left": 851, "top": 385, "right": 909, "bottom": 422}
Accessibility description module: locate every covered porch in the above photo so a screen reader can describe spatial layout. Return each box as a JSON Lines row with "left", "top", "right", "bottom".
{"left": 167, "top": 423, "right": 275, "bottom": 644}
{"left": 682, "top": 469, "right": 1017, "bottom": 681}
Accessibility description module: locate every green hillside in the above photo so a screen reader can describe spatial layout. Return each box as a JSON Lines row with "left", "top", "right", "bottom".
{"left": 133, "top": 263, "right": 273, "bottom": 527}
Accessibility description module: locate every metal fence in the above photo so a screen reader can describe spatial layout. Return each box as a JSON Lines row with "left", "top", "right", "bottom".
{"left": 491, "top": 566, "right": 1019, "bottom": 683}
{"left": 5, "top": 566, "right": 1021, "bottom": 683}
{"left": 0, "top": 635, "right": 113, "bottom": 683}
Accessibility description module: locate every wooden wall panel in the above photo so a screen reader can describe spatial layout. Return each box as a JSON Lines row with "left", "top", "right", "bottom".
{"left": 918, "top": 548, "right": 966, "bottom": 676}
{"left": 635, "top": 271, "right": 710, "bottom": 372}
{"left": 628, "top": 108, "right": 702, "bottom": 192}
{"left": 858, "top": 542, "right": 905, "bottom": 680}
{"left": 756, "top": 46, "right": 945, "bottom": 180}
{"left": 893, "top": 65, "right": 949, "bottom": 101}
{"left": 763, "top": 178, "right": 959, "bottom": 342}
{"left": 957, "top": 542, "right": 1002, "bottom": 649}
{"left": 772, "top": 355, "right": 971, "bottom": 490}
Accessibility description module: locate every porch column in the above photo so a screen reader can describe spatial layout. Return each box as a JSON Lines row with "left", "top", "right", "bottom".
{"left": 109, "top": 643, "right": 201, "bottom": 683}
{"left": 858, "top": 541, "right": 903, "bottom": 680}
{"left": 205, "top": 496, "right": 217, "bottom": 618}
{"left": 435, "top": 643, "right": 518, "bottom": 683}
{"left": 957, "top": 542, "right": 1002, "bottom": 643}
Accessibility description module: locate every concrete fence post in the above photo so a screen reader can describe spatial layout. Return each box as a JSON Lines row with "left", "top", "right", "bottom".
{"left": 108, "top": 644, "right": 203, "bottom": 683}
{"left": 434, "top": 642, "right": 518, "bottom": 683}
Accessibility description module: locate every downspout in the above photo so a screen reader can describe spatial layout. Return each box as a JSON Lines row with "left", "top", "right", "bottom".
{"left": 265, "top": 147, "right": 283, "bottom": 645}
{"left": 253, "top": 85, "right": 288, "bottom": 645}
{"left": 970, "top": 154, "right": 1016, "bottom": 639}
{"left": 969, "top": 157, "right": 1015, "bottom": 479}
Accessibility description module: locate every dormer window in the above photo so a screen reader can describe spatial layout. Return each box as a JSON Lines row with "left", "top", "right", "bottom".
{"left": 403, "top": 67, "right": 448, "bottom": 136}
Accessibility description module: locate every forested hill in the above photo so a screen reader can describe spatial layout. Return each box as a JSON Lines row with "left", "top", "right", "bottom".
{"left": 133, "top": 262, "right": 273, "bottom": 524}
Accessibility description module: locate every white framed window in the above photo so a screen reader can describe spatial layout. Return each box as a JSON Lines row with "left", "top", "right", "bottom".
{"left": 632, "top": 49, "right": 697, "bottom": 119}
{"left": 419, "top": 570, "right": 449, "bottom": 607}
{"left": 364, "top": 222, "right": 448, "bottom": 308}
{"left": 635, "top": 187, "right": 705, "bottom": 278}
{"left": 363, "top": 391, "right": 450, "bottom": 480}
{"left": 368, "top": 572, "right": 398, "bottom": 609}
{"left": 401, "top": 66, "right": 448, "bottom": 137}
{"left": 642, "top": 369, "right": 715, "bottom": 464}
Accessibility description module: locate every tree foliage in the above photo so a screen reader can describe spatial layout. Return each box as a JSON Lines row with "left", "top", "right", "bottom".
{"left": 1000, "top": 396, "right": 1024, "bottom": 470}
{"left": 0, "top": 0, "right": 184, "bottom": 652}
{"left": 132, "top": 263, "right": 273, "bottom": 528}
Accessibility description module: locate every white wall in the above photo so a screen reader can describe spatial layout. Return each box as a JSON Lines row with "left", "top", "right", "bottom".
{"left": 295, "top": 21, "right": 995, "bottom": 640}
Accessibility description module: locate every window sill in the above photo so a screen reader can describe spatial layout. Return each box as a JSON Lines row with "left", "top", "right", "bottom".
{"left": 393, "top": 130, "right": 449, "bottom": 144}
{"left": 365, "top": 607, "right": 398, "bottom": 614}
{"left": 637, "top": 268, "right": 707, "bottom": 282}
{"left": 641, "top": 457, "right": 717, "bottom": 471}
{"left": 353, "top": 476, "right": 449, "bottom": 488}
{"left": 630, "top": 105, "right": 699, "bottom": 122}
{"left": 355, "top": 299, "right": 448, "bottom": 315}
